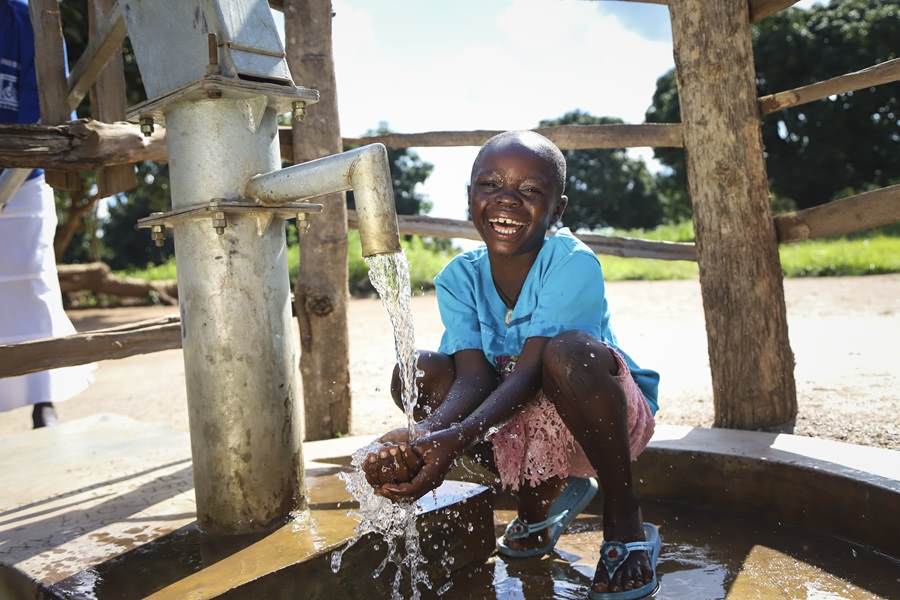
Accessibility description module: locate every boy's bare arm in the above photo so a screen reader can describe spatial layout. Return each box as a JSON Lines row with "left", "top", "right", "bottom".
{"left": 456, "top": 336, "right": 549, "bottom": 447}
{"left": 419, "top": 349, "right": 499, "bottom": 433}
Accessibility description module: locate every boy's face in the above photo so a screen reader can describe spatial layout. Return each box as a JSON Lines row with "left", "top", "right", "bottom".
{"left": 468, "top": 143, "right": 567, "bottom": 258}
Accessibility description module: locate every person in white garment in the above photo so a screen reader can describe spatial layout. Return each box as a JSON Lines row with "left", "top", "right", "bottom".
{"left": 1, "top": 0, "right": 93, "bottom": 428}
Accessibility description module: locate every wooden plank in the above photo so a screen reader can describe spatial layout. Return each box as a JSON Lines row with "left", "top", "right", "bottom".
{"left": 346, "top": 210, "right": 698, "bottom": 261}
{"left": 66, "top": 1, "right": 126, "bottom": 111}
{"left": 86, "top": 0, "right": 135, "bottom": 197}
{"left": 775, "top": 184, "right": 900, "bottom": 243}
{"left": 0, "top": 322, "right": 182, "bottom": 379}
{"left": 339, "top": 123, "right": 682, "bottom": 150}
{"left": 584, "top": 0, "right": 799, "bottom": 22}
{"left": 749, "top": 0, "right": 801, "bottom": 21}
{"left": 670, "top": 0, "right": 796, "bottom": 430}
{"left": 0, "top": 120, "right": 167, "bottom": 169}
{"left": 28, "top": 0, "right": 81, "bottom": 190}
{"left": 286, "top": 0, "right": 352, "bottom": 440}
{"left": 759, "top": 58, "right": 900, "bottom": 115}
{"left": 57, "top": 261, "right": 177, "bottom": 304}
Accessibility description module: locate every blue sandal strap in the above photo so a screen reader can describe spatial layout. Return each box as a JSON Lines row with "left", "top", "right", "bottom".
{"left": 504, "top": 510, "right": 569, "bottom": 540}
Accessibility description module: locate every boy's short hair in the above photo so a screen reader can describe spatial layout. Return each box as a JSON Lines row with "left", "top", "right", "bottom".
{"left": 471, "top": 130, "right": 567, "bottom": 194}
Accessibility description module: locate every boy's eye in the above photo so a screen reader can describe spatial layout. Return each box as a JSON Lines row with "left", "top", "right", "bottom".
{"left": 521, "top": 186, "right": 541, "bottom": 194}
{"left": 479, "top": 181, "right": 500, "bottom": 189}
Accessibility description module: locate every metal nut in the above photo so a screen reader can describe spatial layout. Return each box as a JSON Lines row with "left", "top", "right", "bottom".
{"left": 140, "top": 116, "right": 155, "bottom": 137}
{"left": 296, "top": 212, "right": 310, "bottom": 233}
{"left": 150, "top": 225, "right": 165, "bottom": 247}
{"left": 212, "top": 211, "right": 227, "bottom": 236}
{"left": 291, "top": 101, "right": 306, "bottom": 122}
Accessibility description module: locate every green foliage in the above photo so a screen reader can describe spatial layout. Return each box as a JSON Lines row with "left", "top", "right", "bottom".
{"left": 102, "top": 163, "right": 174, "bottom": 269}
{"left": 646, "top": 0, "right": 900, "bottom": 217}
{"left": 539, "top": 111, "right": 664, "bottom": 230}
{"left": 779, "top": 235, "right": 900, "bottom": 276}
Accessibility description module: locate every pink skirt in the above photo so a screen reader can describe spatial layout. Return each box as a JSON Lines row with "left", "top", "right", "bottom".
{"left": 490, "top": 346, "right": 655, "bottom": 491}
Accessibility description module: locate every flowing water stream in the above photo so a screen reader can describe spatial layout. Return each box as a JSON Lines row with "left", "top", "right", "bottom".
{"left": 329, "top": 252, "right": 429, "bottom": 600}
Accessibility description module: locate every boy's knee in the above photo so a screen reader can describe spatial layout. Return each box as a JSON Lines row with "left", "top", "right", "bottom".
{"left": 542, "top": 331, "right": 616, "bottom": 383}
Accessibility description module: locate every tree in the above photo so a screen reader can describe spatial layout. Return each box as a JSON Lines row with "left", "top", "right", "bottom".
{"left": 646, "top": 0, "right": 900, "bottom": 216}
{"left": 539, "top": 111, "right": 663, "bottom": 230}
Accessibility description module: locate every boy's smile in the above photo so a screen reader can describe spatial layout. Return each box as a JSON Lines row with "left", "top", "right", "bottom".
{"left": 469, "top": 141, "right": 567, "bottom": 259}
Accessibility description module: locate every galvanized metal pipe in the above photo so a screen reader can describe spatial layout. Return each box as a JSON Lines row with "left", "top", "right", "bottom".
{"left": 245, "top": 144, "right": 401, "bottom": 257}
{"left": 165, "top": 97, "right": 304, "bottom": 534}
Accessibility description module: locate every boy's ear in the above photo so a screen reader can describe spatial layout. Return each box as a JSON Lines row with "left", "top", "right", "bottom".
{"left": 553, "top": 195, "right": 568, "bottom": 224}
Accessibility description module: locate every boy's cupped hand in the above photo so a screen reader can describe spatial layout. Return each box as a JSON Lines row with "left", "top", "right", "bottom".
{"left": 371, "top": 427, "right": 467, "bottom": 503}
{"left": 362, "top": 442, "right": 423, "bottom": 488}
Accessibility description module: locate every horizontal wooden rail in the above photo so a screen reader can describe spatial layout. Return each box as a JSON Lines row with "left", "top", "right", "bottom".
{"left": 586, "top": 0, "right": 801, "bottom": 22}
{"left": 760, "top": 58, "right": 900, "bottom": 115}
{"left": 0, "top": 120, "right": 166, "bottom": 169}
{"left": 0, "top": 316, "right": 181, "bottom": 379}
{"left": 340, "top": 124, "right": 684, "bottom": 151}
{"left": 347, "top": 210, "right": 698, "bottom": 261}
{"left": 66, "top": 1, "right": 126, "bottom": 110}
{"left": 58, "top": 262, "right": 178, "bottom": 305}
{"left": 774, "top": 184, "right": 900, "bottom": 243}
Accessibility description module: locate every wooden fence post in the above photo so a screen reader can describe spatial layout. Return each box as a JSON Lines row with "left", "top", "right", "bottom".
{"left": 88, "top": 0, "right": 136, "bottom": 198}
{"left": 668, "top": 0, "right": 797, "bottom": 430}
{"left": 27, "top": 0, "right": 81, "bottom": 192}
{"left": 285, "top": 0, "right": 352, "bottom": 440}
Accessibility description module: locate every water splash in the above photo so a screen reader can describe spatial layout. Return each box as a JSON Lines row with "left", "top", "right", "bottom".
{"left": 330, "top": 252, "right": 428, "bottom": 600}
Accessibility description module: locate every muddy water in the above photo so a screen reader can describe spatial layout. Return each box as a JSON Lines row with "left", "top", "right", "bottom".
{"left": 448, "top": 500, "right": 899, "bottom": 599}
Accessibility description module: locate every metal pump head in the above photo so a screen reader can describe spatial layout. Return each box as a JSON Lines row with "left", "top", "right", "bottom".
{"left": 245, "top": 144, "right": 402, "bottom": 257}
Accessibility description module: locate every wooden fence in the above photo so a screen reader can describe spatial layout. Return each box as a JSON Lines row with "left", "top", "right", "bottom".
{"left": 2, "top": 0, "right": 898, "bottom": 429}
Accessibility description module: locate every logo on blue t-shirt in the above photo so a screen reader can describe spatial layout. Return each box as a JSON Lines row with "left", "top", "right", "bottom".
{"left": 0, "top": 72, "right": 18, "bottom": 111}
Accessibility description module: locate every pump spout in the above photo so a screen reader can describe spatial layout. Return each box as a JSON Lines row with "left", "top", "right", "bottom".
{"left": 245, "top": 143, "right": 401, "bottom": 257}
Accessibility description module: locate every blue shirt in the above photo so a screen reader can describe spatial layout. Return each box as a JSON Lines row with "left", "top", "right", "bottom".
{"left": 1, "top": 0, "right": 42, "bottom": 179}
{"left": 435, "top": 228, "right": 659, "bottom": 414}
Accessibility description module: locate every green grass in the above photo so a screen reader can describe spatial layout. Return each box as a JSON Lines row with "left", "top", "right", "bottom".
{"left": 119, "top": 225, "right": 900, "bottom": 288}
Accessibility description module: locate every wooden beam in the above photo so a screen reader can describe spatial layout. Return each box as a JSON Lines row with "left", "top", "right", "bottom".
{"left": 339, "top": 123, "right": 684, "bottom": 150}
{"left": 66, "top": 1, "right": 126, "bottom": 111}
{"left": 0, "top": 120, "right": 166, "bottom": 170}
{"left": 0, "top": 318, "right": 182, "bottom": 380}
{"left": 87, "top": 0, "right": 136, "bottom": 197}
{"left": 775, "top": 184, "right": 900, "bottom": 243}
{"left": 28, "top": 0, "right": 81, "bottom": 190}
{"left": 749, "top": 0, "right": 801, "bottom": 22}
{"left": 346, "top": 210, "right": 698, "bottom": 261}
{"left": 759, "top": 58, "right": 900, "bottom": 115}
{"left": 287, "top": 0, "right": 352, "bottom": 440}
{"left": 669, "top": 0, "right": 796, "bottom": 430}
{"left": 57, "top": 262, "right": 178, "bottom": 304}
{"left": 586, "top": 0, "right": 800, "bottom": 22}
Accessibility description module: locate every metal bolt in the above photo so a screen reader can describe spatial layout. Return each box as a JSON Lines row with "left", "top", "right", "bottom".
{"left": 212, "top": 211, "right": 227, "bottom": 236}
{"left": 140, "top": 116, "right": 155, "bottom": 137}
{"left": 291, "top": 101, "right": 306, "bottom": 122}
{"left": 151, "top": 225, "right": 165, "bottom": 247}
{"left": 296, "top": 212, "right": 310, "bottom": 233}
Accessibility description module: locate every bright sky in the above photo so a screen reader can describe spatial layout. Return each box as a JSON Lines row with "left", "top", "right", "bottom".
{"left": 275, "top": 0, "right": 826, "bottom": 221}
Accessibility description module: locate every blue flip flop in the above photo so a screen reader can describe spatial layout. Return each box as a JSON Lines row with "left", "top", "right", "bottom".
{"left": 589, "top": 523, "right": 661, "bottom": 599}
{"left": 497, "top": 476, "right": 599, "bottom": 558}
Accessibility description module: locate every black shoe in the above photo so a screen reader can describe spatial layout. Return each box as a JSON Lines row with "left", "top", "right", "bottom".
{"left": 32, "top": 402, "right": 58, "bottom": 429}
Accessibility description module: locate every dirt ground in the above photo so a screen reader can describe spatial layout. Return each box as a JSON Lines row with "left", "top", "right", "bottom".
{"left": 1, "top": 275, "right": 897, "bottom": 449}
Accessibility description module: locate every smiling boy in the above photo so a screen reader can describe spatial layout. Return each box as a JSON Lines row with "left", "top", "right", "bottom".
{"left": 365, "top": 131, "right": 661, "bottom": 597}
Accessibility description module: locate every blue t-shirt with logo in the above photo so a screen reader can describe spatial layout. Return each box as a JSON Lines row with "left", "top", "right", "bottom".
{"left": 1, "top": 0, "right": 42, "bottom": 179}
{"left": 434, "top": 227, "right": 659, "bottom": 414}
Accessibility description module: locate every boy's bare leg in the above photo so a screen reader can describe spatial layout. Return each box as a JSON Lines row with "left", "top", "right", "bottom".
{"left": 501, "top": 475, "right": 566, "bottom": 551}
{"left": 390, "top": 350, "right": 456, "bottom": 422}
{"left": 542, "top": 331, "right": 653, "bottom": 594}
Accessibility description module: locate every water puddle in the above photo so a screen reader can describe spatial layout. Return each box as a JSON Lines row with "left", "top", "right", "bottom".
{"left": 448, "top": 499, "right": 899, "bottom": 599}
{"left": 329, "top": 252, "right": 428, "bottom": 600}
